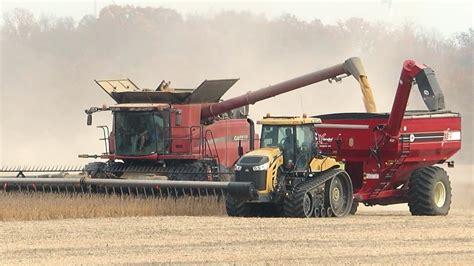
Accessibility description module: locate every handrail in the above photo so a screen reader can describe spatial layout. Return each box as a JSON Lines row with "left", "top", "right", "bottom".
{"left": 204, "top": 129, "right": 220, "bottom": 164}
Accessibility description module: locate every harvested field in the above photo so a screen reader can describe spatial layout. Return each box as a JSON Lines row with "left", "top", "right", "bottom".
{"left": 1, "top": 166, "right": 472, "bottom": 264}
{"left": 1, "top": 165, "right": 471, "bottom": 221}
{"left": 1, "top": 209, "right": 473, "bottom": 264}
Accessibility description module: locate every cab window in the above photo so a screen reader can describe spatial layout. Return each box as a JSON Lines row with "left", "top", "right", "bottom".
{"left": 295, "top": 125, "right": 315, "bottom": 170}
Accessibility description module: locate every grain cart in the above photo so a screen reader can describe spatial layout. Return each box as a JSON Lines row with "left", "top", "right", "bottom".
{"left": 314, "top": 60, "right": 460, "bottom": 216}
{"left": 226, "top": 60, "right": 461, "bottom": 217}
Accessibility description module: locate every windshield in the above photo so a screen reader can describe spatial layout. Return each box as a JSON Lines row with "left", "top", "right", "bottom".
{"left": 114, "top": 111, "right": 170, "bottom": 156}
{"left": 261, "top": 125, "right": 295, "bottom": 166}
{"left": 295, "top": 125, "right": 315, "bottom": 170}
{"left": 261, "top": 124, "right": 315, "bottom": 170}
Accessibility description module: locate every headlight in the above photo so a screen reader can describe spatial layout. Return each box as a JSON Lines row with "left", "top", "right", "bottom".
{"left": 252, "top": 162, "right": 269, "bottom": 171}
{"left": 234, "top": 165, "right": 242, "bottom": 171}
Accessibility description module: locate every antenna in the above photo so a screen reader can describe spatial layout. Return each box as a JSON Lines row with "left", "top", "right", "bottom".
{"left": 299, "top": 93, "right": 305, "bottom": 114}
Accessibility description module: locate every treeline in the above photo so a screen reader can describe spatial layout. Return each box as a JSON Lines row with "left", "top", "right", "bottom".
{"left": 1, "top": 5, "right": 472, "bottom": 163}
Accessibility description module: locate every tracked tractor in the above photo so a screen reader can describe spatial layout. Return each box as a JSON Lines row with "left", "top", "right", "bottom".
{"left": 226, "top": 116, "right": 353, "bottom": 217}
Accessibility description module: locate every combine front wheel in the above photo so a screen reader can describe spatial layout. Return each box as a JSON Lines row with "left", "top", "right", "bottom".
{"left": 408, "top": 166, "right": 451, "bottom": 216}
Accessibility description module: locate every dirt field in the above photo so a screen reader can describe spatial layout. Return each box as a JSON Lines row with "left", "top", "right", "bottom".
{"left": 1, "top": 165, "right": 472, "bottom": 264}
{"left": 1, "top": 208, "right": 472, "bottom": 264}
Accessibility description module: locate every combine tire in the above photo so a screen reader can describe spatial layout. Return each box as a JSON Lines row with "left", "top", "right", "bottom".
{"left": 84, "top": 162, "right": 106, "bottom": 178}
{"left": 225, "top": 195, "right": 254, "bottom": 217}
{"left": 84, "top": 161, "right": 124, "bottom": 179}
{"left": 408, "top": 166, "right": 452, "bottom": 216}
{"left": 169, "top": 162, "right": 207, "bottom": 181}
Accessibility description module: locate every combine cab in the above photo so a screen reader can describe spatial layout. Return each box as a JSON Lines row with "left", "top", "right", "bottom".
{"left": 81, "top": 78, "right": 251, "bottom": 182}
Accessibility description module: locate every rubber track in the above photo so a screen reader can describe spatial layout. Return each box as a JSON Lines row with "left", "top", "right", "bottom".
{"left": 284, "top": 168, "right": 343, "bottom": 217}
{"left": 408, "top": 166, "right": 451, "bottom": 216}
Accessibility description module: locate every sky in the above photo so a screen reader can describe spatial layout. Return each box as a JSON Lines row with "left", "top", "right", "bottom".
{"left": 1, "top": 0, "right": 472, "bottom": 37}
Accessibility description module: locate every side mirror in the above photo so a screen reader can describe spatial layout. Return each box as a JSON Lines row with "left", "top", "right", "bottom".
{"left": 87, "top": 114, "right": 92, "bottom": 126}
{"left": 238, "top": 140, "right": 244, "bottom": 157}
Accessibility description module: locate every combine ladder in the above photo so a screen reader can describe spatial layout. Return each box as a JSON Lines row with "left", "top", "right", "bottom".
{"left": 203, "top": 130, "right": 222, "bottom": 181}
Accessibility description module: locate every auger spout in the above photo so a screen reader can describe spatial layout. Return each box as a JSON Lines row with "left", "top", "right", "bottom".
{"left": 200, "top": 57, "right": 376, "bottom": 120}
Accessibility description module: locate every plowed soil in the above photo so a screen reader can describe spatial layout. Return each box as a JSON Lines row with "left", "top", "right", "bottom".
{"left": 1, "top": 208, "right": 472, "bottom": 264}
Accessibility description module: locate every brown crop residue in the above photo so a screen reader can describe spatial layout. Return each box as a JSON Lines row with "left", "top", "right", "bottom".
{"left": 1, "top": 210, "right": 473, "bottom": 264}
{"left": 0, "top": 192, "right": 225, "bottom": 221}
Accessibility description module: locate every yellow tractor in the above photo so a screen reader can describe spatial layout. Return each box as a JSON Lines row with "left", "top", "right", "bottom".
{"left": 226, "top": 116, "right": 354, "bottom": 217}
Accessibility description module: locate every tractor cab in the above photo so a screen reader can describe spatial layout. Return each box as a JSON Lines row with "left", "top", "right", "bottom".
{"left": 258, "top": 117, "right": 320, "bottom": 170}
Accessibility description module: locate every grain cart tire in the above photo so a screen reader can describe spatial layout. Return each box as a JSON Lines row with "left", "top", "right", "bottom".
{"left": 408, "top": 166, "right": 452, "bottom": 216}
{"left": 225, "top": 195, "right": 254, "bottom": 217}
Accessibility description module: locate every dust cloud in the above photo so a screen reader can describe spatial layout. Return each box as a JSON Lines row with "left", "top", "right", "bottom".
{"left": 1, "top": 6, "right": 472, "bottom": 177}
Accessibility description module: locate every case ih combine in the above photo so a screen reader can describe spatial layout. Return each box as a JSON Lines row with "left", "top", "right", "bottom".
{"left": 0, "top": 58, "right": 461, "bottom": 218}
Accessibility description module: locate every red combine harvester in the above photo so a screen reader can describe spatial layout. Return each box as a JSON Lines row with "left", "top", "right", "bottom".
{"left": 0, "top": 57, "right": 370, "bottom": 182}
{"left": 0, "top": 58, "right": 461, "bottom": 217}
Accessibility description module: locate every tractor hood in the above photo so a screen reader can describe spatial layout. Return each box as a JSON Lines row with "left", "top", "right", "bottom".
{"left": 236, "top": 147, "right": 282, "bottom": 166}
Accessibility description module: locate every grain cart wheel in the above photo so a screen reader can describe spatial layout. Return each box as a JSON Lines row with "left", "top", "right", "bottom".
{"left": 324, "top": 172, "right": 353, "bottom": 217}
{"left": 408, "top": 166, "right": 452, "bottom": 216}
{"left": 225, "top": 195, "right": 254, "bottom": 217}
